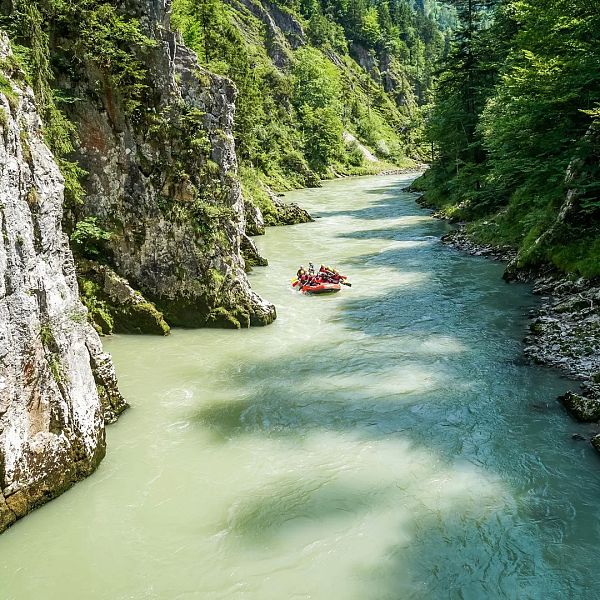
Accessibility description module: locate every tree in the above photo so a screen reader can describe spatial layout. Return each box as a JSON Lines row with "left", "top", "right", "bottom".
{"left": 419, "top": 0, "right": 600, "bottom": 277}
{"left": 292, "top": 47, "right": 341, "bottom": 109}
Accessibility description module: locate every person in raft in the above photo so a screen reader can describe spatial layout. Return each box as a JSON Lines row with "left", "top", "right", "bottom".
{"left": 319, "top": 265, "right": 342, "bottom": 283}
{"left": 296, "top": 266, "right": 313, "bottom": 288}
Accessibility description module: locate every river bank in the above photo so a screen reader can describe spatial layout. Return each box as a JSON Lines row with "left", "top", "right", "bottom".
{"left": 424, "top": 218, "right": 600, "bottom": 451}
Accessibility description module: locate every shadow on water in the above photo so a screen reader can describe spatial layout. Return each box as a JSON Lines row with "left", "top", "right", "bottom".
{"left": 337, "top": 225, "right": 433, "bottom": 241}
{"left": 187, "top": 182, "right": 600, "bottom": 596}
{"left": 312, "top": 189, "right": 430, "bottom": 221}
{"left": 223, "top": 476, "right": 398, "bottom": 544}
{"left": 189, "top": 327, "right": 599, "bottom": 596}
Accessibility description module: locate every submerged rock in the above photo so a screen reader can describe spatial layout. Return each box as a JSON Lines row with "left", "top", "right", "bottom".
{"left": 0, "top": 35, "right": 125, "bottom": 533}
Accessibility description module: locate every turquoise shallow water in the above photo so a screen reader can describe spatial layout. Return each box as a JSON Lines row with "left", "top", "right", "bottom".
{"left": 1, "top": 174, "right": 600, "bottom": 599}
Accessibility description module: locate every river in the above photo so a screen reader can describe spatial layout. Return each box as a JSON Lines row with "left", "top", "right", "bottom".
{"left": 2, "top": 174, "right": 600, "bottom": 599}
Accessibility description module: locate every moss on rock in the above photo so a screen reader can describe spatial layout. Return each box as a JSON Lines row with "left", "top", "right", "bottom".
{"left": 77, "top": 260, "right": 170, "bottom": 336}
{"left": 560, "top": 391, "right": 600, "bottom": 423}
{"left": 207, "top": 306, "right": 243, "bottom": 329}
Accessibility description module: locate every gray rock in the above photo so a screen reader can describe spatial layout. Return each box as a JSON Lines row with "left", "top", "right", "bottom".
{"left": 265, "top": 187, "right": 313, "bottom": 226}
{"left": 225, "top": 0, "right": 305, "bottom": 68}
{"left": 0, "top": 34, "right": 125, "bottom": 533}
{"left": 65, "top": 0, "right": 275, "bottom": 328}
{"left": 560, "top": 392, "right": 600, "bottom": 423}
{"left": 76, "top": 259, "right": 170, "bottom": 336}
{"left": 272, "top": 198, "right": 314, "bottom": 226}
{"left": 440, "top": 227, "right": 516, "bottom": 262}
{"left": 245, "top": 200, "right": 266, "bottom": 236}
{"left": 240, "top": 234, "right": 268, "bottom": 269}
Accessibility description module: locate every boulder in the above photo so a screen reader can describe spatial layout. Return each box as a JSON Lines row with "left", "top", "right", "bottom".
{"left": 560, "top": 392, "right": 600, "bottom": 423}
{"left": 76, "top": 260, "right": 170, "bottom": 336}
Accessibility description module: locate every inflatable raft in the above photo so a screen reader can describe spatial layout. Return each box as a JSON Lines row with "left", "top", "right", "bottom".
{"left": 299, "top": 282, "right": 341, "bottom": 294}
{"left": 292, "top": 264, "right": 350, "bottom": 295}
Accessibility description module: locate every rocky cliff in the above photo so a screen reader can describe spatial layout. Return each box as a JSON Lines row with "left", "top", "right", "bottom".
{"left": 0, "top": 34, "right": 125, "bottom": 533}
{"left": 63, "top": 0, "right": 276, "bottom": 328}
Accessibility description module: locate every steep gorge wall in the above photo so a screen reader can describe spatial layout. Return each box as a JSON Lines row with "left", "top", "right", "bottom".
{"left": 0, "top": 35, "right": 125, "bottom": 533}
{"left": 64, "top": 0, "right": 275, "bottom": 328}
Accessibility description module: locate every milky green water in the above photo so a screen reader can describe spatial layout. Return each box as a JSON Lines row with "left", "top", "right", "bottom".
{"left": 2, "top": 175, "right": 600, "bottom": 600}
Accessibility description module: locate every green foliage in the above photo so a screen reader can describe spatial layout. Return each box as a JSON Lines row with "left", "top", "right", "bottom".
{"left": 78, "top": 274, "right": 170, "bottom": 335}
{"left": 361, "top": 7, "right": 382, "bottom": 46}
{"left": 40, "top": 323, "right": 54, "bottom": 348}
{"left": 79, "top": 278, "right": 115, "bottom": 335}
{"left": 48, "top": 355, "right": 66, "bottom": 385}
{"left": 292, "top": 47, "right": 341, "bottom": 110}
{"left": 292, "top": 48, "right": 344, "bottom": 172}
{"left": 76, "top": 3, "right": 156, "bottom": 115}
{"left": 172, "top": 0, "right": 441, "bottom": 203}
{"left": 420, "top": 0, "right": 600, "bottom": 277}
{"left": 39, "top": 321, "right": 66, "bottom": 385}
{"left": 301, "top": 105, "right": 345, "bottom": 172}
{"left": 0, "top": 71, "right": 16, "bottom": 103}
{"left": 70, "top": 217, "right": 111, "bottom": 258}
{"left": 1, "top": 0, "right": 154, "bottom": 206}
{"left": 307, "top": 11, "right": 348, "bottom": 52}
{"left": 346, "top": 141, "right": 365, "bottom": 167}
{"left": 548, "top": 236, "right": 600, "bottom": 279}
{"left": 207, "top": 306, "right": 242, "bottom": 329}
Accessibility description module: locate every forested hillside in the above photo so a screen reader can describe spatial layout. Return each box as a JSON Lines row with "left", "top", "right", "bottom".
{"left": 172, "top": 0, "right": 449, "bottom": 217}
{"left": 415, "top": 0, "right": 600, "bottom": 278}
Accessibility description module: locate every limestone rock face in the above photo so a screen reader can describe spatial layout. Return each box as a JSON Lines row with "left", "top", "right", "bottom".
{"left": 66, "top": 0, "right": 276, "bottom": 328}
{"left": 350, "top": 43, "right": 379, "bottom": 77}
{"left": 0, "top": 34, "right": 125, "bottom": 533}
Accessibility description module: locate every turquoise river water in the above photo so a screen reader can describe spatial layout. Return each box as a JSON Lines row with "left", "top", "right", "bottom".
{"left": 1, "top": 174, "right": 600, "bottom": 599}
